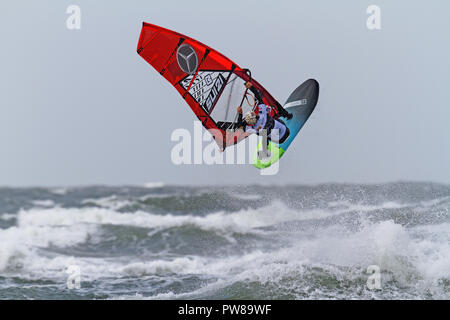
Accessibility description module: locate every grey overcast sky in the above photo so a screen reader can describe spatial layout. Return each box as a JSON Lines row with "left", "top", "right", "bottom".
{"left": 0, "top": 1, "right": 449, "bottom": 186}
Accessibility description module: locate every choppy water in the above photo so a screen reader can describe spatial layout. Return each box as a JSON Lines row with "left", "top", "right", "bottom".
{"left": 0, "top": 182, "right": 449, "bottom": 299}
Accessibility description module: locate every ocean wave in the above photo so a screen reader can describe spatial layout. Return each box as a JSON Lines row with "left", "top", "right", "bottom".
{"left": 0, "top": 223, "right": 99, "bottom": 272}
{"left": 0, "top": 183, "right": 449, "bottom": 299}
{"left": 125, "top": 220, "right": 450, "bottom": 299}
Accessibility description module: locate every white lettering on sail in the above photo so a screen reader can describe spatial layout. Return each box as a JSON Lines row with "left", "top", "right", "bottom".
{"left": 204, "top": 74, "right": 225, "bottom": 111}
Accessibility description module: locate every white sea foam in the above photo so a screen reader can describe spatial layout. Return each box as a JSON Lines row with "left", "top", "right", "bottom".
{"left": 0, "top": 213, "right": 16, "bottom": 221}
{"left": 0, "top": 222, "right": 98, "bottom": 272}
{"left": 31, "top": 199, "right": 56, "bottom": 207}
{"left": 14, "top": 201, "right": 318, "bottom": 233}
{"left": 143, "top": 182, "right": 165, "bottom": 188}
{"left": 328, "top": 200, "right": 409, "bottom": 214}
{"left": 49, "top": 188, "right": 68, "bottom": 195}
{"left": 419, "top": 196, "right": 450, "bottom": 208}
{"left": 82, "top": 195, "right": 132, "bottom": 211}
{"left": 231, "top": 193, "right": 263, "bottom": 201}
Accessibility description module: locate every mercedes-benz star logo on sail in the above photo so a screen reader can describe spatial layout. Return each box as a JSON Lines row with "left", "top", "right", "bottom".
{"left": 177, "top": 44, "right": 198, "bottom": 74}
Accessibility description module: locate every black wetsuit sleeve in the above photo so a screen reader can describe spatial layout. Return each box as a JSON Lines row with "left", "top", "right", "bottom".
{"left": 250, "top": 84, "right": 288, "bottom": 117}
{"left": 274, "top": 100, "right": 288, "bottom": 117}
{"left": 236, "top": 113, "right": 246, "bottom": 130}
{"left": 248, "top": 85, "right": 264, "bottom": 105}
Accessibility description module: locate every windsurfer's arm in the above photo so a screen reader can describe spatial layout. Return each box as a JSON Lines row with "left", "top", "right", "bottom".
{"left": 245, "top": 82, "right": 287, "bottom": 118}
{"left": 245, "top": 82, "right": 264, "bottom": 105}
{"left": 236, "top": 106, "right": 246, "bottom": 130}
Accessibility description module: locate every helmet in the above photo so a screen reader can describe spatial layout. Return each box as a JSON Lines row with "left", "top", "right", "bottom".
{"left": 244, "top": 111, "right": 257, "bottom": 125}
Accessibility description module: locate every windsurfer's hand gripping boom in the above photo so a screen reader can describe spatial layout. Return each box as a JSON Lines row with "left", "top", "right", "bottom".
{"left": 236, "top": 87, "right": 291, "bottom": 144}
{"left": 244, "top": 81, "right": 293, "bottom": 120}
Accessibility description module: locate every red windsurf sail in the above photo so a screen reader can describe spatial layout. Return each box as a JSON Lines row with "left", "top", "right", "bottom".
{"left": 137, "top": 22, "right": 279, "bottom": 150}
